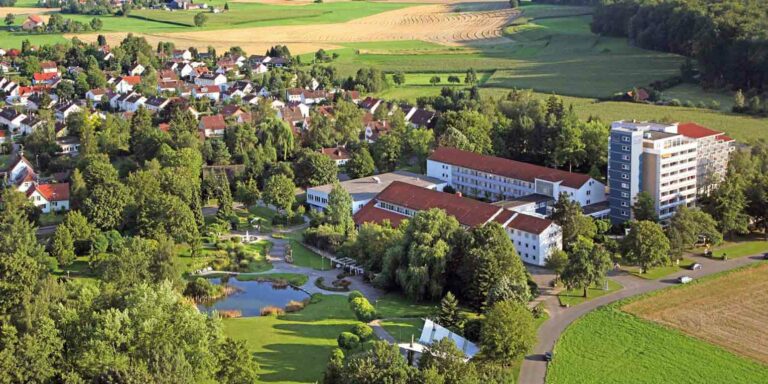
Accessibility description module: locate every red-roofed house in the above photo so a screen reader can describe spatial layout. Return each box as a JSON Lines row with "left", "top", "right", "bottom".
{"left": 115, "top": 76, "right": 141, "bottom": 93}
{"left": 27, "top": 183, "right": 70, "bottom": 213}
{"left": 320, "top": 147, "right": 350, "bottom": 166}
{"left": 22, "top": 15, "right": 45, "bottom": 31}
{"left": 40, "top": 61, "right": 58, "bottom": 74}
{"left": 32, "top": 72, "right": 59, "bottom": 85}
{"left": 427, "top": 147, "right": 606, "bottom": 207}
{"left": 677, "top": 122, "right": 735, "bottom": 194}
{"left": 353, "top": 181, "right": 562, "bottom": 266}
{"left": 199, "top": 114, "right": 227, "bottom": 138}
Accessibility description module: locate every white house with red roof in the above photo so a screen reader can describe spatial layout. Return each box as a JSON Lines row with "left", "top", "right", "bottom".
{"left": 32, "top": 72, "right": 60, "bottom": 85}
{"left": 427, "top": 147, "right": 606, "bottom": 208}
{"left": 193, "top": 85, "right": 221, "bottom": 102}
{"left": 676, "top": 122, "right": 735, "bottom": 195}
{"left": 27, "top": 183, "right": 70, "bottom": 213}
{"left": 22, "top": 15, "right": 45, "bottom": 31}
{"left": 4, "top": 155, "right": 36, "bottom": 191}
{"left": 353, "top": 181, "right": 562, "bottom": 266}
{"left": 39, "top": 61, "right": 58, "bottom": 74}
{"left": 320, "top": 147, "right": 351, "bottom": 166}
{"left": 199, "top": 114, "right": 227, "bottom": 138}
{"left": 115, "top": 76, "right": 141, "bottom": 93}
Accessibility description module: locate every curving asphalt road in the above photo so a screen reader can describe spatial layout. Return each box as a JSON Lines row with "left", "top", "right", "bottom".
{"left": 518, "top": 252, "right": 766, "bottom": 384}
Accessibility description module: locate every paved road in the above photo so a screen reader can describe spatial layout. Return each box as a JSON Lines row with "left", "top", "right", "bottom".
{"left": 518, "top": 252, "right": 766, "bottom": 384}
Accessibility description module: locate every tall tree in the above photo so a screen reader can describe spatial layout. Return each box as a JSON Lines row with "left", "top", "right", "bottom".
{"left": 293, "top": 149, "right": 337, "bottom": 188}
{"left": 326, "top": 182, "right": 354, "bottom": 236}
{"left": 710, "top": 179, "right": 750, "bottom": 239}
{"left": 560, "top": 237, "right": 610, "bottom": 298}
{"left": 632, "top": 191, "right": 658, "bottom": 222}
{"left": 262, "top": 174, "right": 296, "bottom": 213}
{"left": 51, "top": 225, "right": 76, "bottom": 267}
{"left": 345, "top": 147, "right": 375, "bottom": 179}
{"left": 666, "top": 206, "right": 722, "bottom": 260}
{"left": 436, "top": 292, "right": 462, "bottom": 330}
{"left": 339, "top": 341, "right": 416, "bottom": 384}
{"left": 372, "top": 133, "right": 401, "bottom": 172}
{"left": 622, "top": 220, "right": 670, "bottom": 273}
{"left": 551, "top": 193, "right": 595, "bottom": 246}
{"left": 480, "top": 301, "right": 536, "bottom": 364}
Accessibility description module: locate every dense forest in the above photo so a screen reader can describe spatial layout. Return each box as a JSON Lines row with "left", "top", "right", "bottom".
{"left": 592, "top": 0, "right": 768, "bottom": 92}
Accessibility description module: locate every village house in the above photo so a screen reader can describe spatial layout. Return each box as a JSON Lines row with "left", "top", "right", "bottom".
{"left": 55, "top": 102, "right": 82, "bottom": 121}
{"left": 40, "top": 61, "right": 58, "bottom": 74}
{"left": 115, "top": 76, "right": 141, "bottom": 93}
{"left": 320, "top": 147, "right": 351, "bottom": 167}
{"left": 32, "top": 72, "right": 60, "bottom": 86}
{"left": 359, "top": 97, "right": 382, "bottom": 113}
{"left": 85, "top": 88, "right": 108, "bottom": 105}
{"left": 57, "top": 136, "right": 81, "bottom": 155}
{"left": 195, "top": 73, "right": 227, "bottom": 87}
{"left": 199, "top": 114, "right": 227, "bottom": 138}
{"left": 145, "top": 96, "right": 170, "bottom": 112}
{"left": 26, "top": 93, "right": 57, "bottom": 111}
{"left": 129, "top": 63, "right": 145, "bottom": 76}
{"left": 193, "top": 85, "right": 221, "bottom": 102}
{"left": 21, "top": 15, "right": 45, "bottom": 31}
{"left": 0, "top": 108, "right": 27, "bottom": 132}
{"left": 20, "top": 115, "right": 44, "bottom": 135}
{"left": 27, "top": 182, "right": 70, "bottom": 213}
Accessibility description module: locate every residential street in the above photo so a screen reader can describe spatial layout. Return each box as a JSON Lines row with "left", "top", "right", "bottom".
{"left": 518, "top": 253, "right": 766, "bottom": 384}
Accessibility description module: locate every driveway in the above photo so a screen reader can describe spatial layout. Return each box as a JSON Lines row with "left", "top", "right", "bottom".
{"left": 518, "top": 253, "right": 765, "bottom": 384}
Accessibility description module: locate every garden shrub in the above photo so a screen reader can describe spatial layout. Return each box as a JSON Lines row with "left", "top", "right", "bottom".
{"left": 285, "top": 300, "right": 306, "bottom": 313}
{"left": 463, "top": 318, "right": 483, "bottom": 343}
{"left": 348, "top": 290, "right": 364, "bottom": 302}
{"left": 349, "top": 297, "right": 377, "bottom": 322}
{"left": 310, "top": 293, "right": 323, "bottom": 304}
{"left": 337, "top": 332, "right": 360, "bottom": 350}
{"left": 260, "top": 306, "right": 285, "bottom": 316}
{"left": 351, "top": 323, "right": 373, "bottom": 341}
{"left": 183, "top": 277, "right": 219, "bottom": 299}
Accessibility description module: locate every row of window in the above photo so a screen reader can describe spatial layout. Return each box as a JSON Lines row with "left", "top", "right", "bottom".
{"left": 308, "top": 194, "right": 328, "bottom": 205}
{"left": 377, "top": 202, "right": 415, "bottom": 217}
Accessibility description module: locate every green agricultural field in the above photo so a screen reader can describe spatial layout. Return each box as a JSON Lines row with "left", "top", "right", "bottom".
{"left": 557, "top": 278, "right": 622, "bottom": 306}
{"left": 223, "top": 294, "right": 360, "bottom": 384}
{"left": 547, "top": 305, "right": 768, "bottom": 384}
{"left": 662, "top": 83, "right": 735, "bottom": 112}
{"left": 328, "top": 6, "right": 684, "bottom": 99}
{"left": 385, "top": 71, "right": 492, "bottom": 87}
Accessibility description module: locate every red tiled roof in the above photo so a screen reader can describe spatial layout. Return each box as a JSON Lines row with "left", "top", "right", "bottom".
{"left": 429, "top": 147, "right": 592, "bottom": 189}
{"left": 508, "top": 213, "right": 552, "bottom": 235}
{"left": 717, "top": 134, "right": 733, "bottom": 142}
{"left": 320, "top": 147, "right": 349, "bottom": 160}
{"left": 158, "top": 123, "right": 170, "bottom": 132}
{"left": 40, "top": 61, "right": 57, "bottom": 69}
{"left": 677, "top": 122, "right": 723, "bottom": 139}
{"left": 33, "top": 72, "right": 58, "bottom": 81}
{"left": 368, "top": 181, "right": 500, "bottom": 227}
{"left": 353, "top": 181, "right": 555, "bottom": 234}
{"left": 200, "top": 115, "right": 226, "bottom": 130}
{"left": 119, "top": 76, "right": 141, "bottom": 85}
{"left": 27, "top": 15, "right": 44, "bottom": 23}
{"left": 195, "top": 85, "right": 220, "bottom": 94}
{"left": 354, "top": 200, "right": 408, "bottom": 228}
{"left": 28, "top": 183, "right": 69, "bottom": 202}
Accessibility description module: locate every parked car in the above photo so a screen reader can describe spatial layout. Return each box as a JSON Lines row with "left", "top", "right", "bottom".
{"left": 678, "top": 276, "right": 693, "bottom": 284}
{"left": 690, "top": 263, "right": 702, "bottom": 270}
{"left": 544, "top": 352, "right": 553, "bottom": 362}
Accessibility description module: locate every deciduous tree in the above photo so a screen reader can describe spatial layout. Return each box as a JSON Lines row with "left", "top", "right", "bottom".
{"left": 480, "top": 300, "right": 535, "bottom": 363}
{"left": 622, "top": 220, "right": 670, "bottom": 273}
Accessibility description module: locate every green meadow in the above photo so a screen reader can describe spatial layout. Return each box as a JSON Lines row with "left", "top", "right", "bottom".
{"left": 547, "top": 304, "right": 768, "bottom": 384}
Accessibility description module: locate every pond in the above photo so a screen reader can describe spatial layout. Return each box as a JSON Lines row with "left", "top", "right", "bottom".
{"left": 197, "top": 277, "right": 309, "bottom": 317}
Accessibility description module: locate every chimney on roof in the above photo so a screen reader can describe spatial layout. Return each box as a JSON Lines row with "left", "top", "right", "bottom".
{"left": 456, "top": 192, "right": 462, "bottom": 197}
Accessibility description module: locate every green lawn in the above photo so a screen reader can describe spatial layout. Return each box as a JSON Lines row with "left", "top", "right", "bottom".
{"left": 695, "top": 237, "right": 768, "bottom": 260}
{"left": 289, "top": 240, "right": 330, "bottom": 270}
{"left": 235, "top": 273, "right": 309, "bottom": 286}
{"left": 557, "top": 279, "right": 623, "bottom": 306}
{"left": 380, "top": 318, "right": 424, "bottom": 343}
{"left": 248, "top": 205, "right": 277, "bottom": 232}
{"left": 223, "top": 294, "right": 359, "bottom": 384}
{"left": 384, "top": 71, "right": 492, "bottom": 87}
{"left": 662, "top": 83, "right": 735, "bottom": 112}
{"left": 375, "top": 292, "right": 437, "bottom": 319}
{"left": 547, "top": 304, "right": 768, "bottom": 383}
{"left": 622, "top": 258, "right": 696, "bottom": 280}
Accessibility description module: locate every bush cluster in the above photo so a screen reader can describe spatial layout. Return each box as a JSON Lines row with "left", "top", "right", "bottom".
{"left": 349, "top": 296, "right": 377, "bottom": 322}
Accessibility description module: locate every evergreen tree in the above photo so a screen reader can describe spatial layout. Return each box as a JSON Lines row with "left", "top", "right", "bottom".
{"left": 51, "top": 225, "right": 76, "bottom": 267}
{"left": 436, "top": 292, "right": 461, "bottom": 330}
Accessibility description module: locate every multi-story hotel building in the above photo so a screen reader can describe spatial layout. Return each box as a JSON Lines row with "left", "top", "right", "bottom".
{"left": 353, "top": 181, "right": 562, "bottom": 266}
{"left": 426, "top": 147, "right": 607, "bottom": 209}
{"left": 608, "top": 121, "right": 733, "bottom": 224}
{"left": 676, "top": 123, "right": 735, "bottom": 195}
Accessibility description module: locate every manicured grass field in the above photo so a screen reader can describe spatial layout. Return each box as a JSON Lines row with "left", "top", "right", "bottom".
{"left": 694, "top": 237, "right": 768, "bottom": 259}
{"left": 547, "top": 304, "right": 768, "bottom": 384}
{"left": 236, "top": 273, "right": 309, "bottom": 286}
{"left": 289, "top": 239, "right": 330, "bottom": 270}
{"left": 623, "top": 263, "right": 768, "bottom": 365}
{"left": 662, "top": 83, "right": 735, "bottom": 112}
{"left": 375, "top": 292, "right": 437, "bottom": 319}
{"left": 380, "top": 318, "right": 425, "bottom": 343}
{"left": 621, "top": 258, "right": 695, "bottom": 280}
{"left": 223, "top": 294, "right": 360, "bottom": 384}
{"left": 557, "top": 278, "right": 622, "bottom": 306}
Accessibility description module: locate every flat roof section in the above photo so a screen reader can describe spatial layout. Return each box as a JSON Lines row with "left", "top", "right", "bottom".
{"left": 309, "top": 171, "right": 444, "bottom": 202}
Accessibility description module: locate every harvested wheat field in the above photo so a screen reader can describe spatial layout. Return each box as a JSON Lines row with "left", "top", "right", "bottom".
{"left": 69, "top": 3, "right": 518, "bottom": 54}
{"left": 0, "top": 8, "right": 53, "bottom": 17}
{"left": 623, "top": 264, "right": 768, "bottom": 364}
{"left": 235, "top": 0, "right": 506, "bottom": 5}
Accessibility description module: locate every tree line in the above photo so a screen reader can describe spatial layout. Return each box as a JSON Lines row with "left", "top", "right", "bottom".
{"left": 592, "top": 0, "right": 768, "bottom": 93}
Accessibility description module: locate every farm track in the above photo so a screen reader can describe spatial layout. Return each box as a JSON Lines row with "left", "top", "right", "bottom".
{"left": 68, "top": 4, "right": 520, "bottom": 54}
